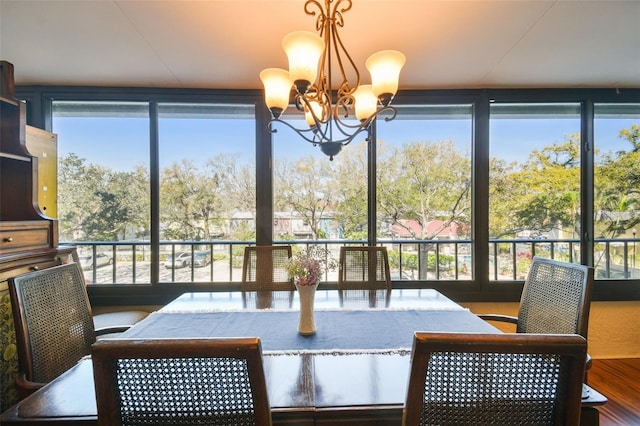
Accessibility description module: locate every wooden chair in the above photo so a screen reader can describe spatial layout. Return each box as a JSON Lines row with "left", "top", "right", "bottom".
{"left": 479, "top": 256, "right": 594, "bottom": 371}
{"left": 403, "top": 332, "right": 587, "bottom": 426}
{"left": 8, "top": 262, "right": 146, "bottom": 397}
{"left": 92, "top": 337, "right": 272, "bottom": 426}
{"left": 68, "top": 249, "right": 149, "bottom": 335}
{"left": 480, "top": 257, "right": 593, "bottom": 336}
{"left": 241, "top": 246, "right": 294, "bottom": 308}
{"left": 338, "top": 246, "right": 391, "bottom": 306}
{"left": 241, "top": 245, "right": 294, "bottom": 292}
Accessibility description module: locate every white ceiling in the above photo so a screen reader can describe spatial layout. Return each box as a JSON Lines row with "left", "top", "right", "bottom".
{"left": 1, "top": 0, "right": 639, "bottom": 90}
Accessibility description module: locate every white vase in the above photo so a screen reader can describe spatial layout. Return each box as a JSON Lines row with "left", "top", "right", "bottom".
{"left": 296, "top": 282, "right": 318, "bottom": 335}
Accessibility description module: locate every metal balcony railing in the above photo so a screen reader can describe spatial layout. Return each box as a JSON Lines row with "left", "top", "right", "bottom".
{"left": 63, "top": 237, "right": 639, "bottom": 285}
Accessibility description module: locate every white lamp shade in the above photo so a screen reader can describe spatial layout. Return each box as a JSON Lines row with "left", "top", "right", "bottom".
{"left": 282, "top": 31, "right": 325, "bottom": 89}
{"left": 304, "top": 99, "right": 325, "bottom": 127}
{"left": 366, "top": 50, "right": 406, "bottom": 100}
{"left": 353, "top": 84, "right": 378, "bottom": 121}
{"left": 260, "top": 68, "right": 292, "bottom": 112}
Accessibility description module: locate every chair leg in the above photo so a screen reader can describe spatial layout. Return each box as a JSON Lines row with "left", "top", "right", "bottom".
{"left": 580, "top": 406, "right": 600, "bottom": 426}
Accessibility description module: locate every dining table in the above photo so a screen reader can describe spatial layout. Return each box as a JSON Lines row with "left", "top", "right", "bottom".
{"left": 0, "top": 288, "right": 607, "bottom": 425}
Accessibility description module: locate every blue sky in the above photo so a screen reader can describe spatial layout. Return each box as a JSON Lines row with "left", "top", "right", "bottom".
{"left": 53, "top": 114, "right": 636, "bottom": 173}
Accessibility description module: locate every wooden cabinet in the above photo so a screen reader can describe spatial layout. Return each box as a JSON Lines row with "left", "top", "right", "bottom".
{"left": 0, "top": 221, "right": 52, "bottom": 254}
{"left": 0, "top": 220, "right": 74, "bottom": 284}
{"left": 0, "top": 60, "right": 74, "bottom": 412}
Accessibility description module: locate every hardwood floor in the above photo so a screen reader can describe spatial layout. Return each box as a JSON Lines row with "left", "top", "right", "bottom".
{"left": 588, "top": 358, "right": 640, "bottom": 425}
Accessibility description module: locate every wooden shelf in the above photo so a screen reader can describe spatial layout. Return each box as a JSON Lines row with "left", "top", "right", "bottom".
{"left": 0, "top": 152, "right": 30, "bottom": 162}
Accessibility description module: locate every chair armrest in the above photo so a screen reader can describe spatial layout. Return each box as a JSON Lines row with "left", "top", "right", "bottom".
{"left": 93, "top": 310, "right": 149, "bottom": 332}
{"left": 477, "top": 314, "right": 519, "bottom": 324}
{"left": 95, "top": 325, "right": 131, "bottom": 336}
{"left": 15, "top": 372, "right": 46, "bottom": 398}
{"left": 478, "top": 314, "right": 592, "bottom": 372}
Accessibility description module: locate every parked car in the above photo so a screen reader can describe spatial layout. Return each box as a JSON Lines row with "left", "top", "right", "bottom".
{"left": 164, "top": 252, "right": 192, "bottom": 269}
{"left": 193, "top": 252, "right": 212, "bottom": 267}
{"left": 79, "top": 253, "right": 113, "bottom": 269}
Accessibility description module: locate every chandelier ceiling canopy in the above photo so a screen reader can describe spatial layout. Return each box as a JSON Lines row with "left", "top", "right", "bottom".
{"left": 260, "top": 0, "right": 405, "bottom": 160}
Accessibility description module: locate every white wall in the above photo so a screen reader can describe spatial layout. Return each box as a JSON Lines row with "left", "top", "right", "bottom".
{"left": 464, "top": 301, "right": 640, "bottom": 359}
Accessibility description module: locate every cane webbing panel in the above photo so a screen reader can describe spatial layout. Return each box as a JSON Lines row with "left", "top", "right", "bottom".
{"left": 93, "top": 338, "right": 271, "bottom": 426}
{"left": 518, "top": 257, "right": 591, "bottom": 336}
{"left": 242, "top": 246, "right": 294, "bottom": 292}
{"left": 421, "top": 352, "right": 562, "bottom": 425}
{"left": 404, "top": 333, "right": 586, "bottom": 426}
{"left": 10, "top": 263, "right": 95, "bottom": 384}
{"left": 338, "top": 247, "right": 391, "bottom": 291}
{"left": 116, "top": 357, "right": 255, "bottom": 426}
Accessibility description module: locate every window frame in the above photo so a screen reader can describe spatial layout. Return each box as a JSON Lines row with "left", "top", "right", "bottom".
{"left": 15, "top": 86, "right": 640, "bottom": 305}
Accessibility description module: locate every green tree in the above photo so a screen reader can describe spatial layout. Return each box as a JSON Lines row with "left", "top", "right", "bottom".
{"left": 208, "top": 154, "right": 255, "bottom": 223}
{"left": 330, "top": 141, "right": 368, "bottom": 239}
{"left": 160, "top": 154, "right": 255, "bottom": 240}
{"left": 82, "top": 171, "right": 141, "bottom": 240}
{"left": 274, "top": 155, "right": 339, "bottom": 240}
{"left": 58, "top": 154, "right": 148, "bottom": 241}
{"left": 58, "top": 153, "right": 104, "bottom": 240}
{"left": 377, "top": 140, "right": 471, "bottom": 239}
{"left": 497, "top": 134, "right": 582, "bottom": 238}
{"left": 595, "top": 123, "right": 640, "bottom": 236}
{"left": 127, "top": 165, "right": 151, "bottom": 238}
{"left": 374, "top": 140, "right": 471, "bottom": 279}
{"left": 160, "top": 159, "right": 223, "bottom": 240}
{"left": 488, "top": 156, "right": 521, "bottom": 238}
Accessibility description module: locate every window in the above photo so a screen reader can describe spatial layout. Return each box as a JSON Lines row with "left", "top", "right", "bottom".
{"left": 272, "top": 115, "right": 359, "bottom": 242}
{"left": 20, "top": 86, "right": 637, "bottom": 302}
{"left": 52, "top": 101, "right": 150, "bottom": 284}
{"left": 158, "top": 103, "right": 256, "bottom": 283}
{"left": 377, "top": 105, "right": 473, "bottom": 281}
{"left": 272, "top": 114, "right": 369, "bottom": 282}
{"left": 594, "top": 103, "right": 640, "bottom": 279}
{"left": 489, "top": 103, "right": 581, "bottom": 279}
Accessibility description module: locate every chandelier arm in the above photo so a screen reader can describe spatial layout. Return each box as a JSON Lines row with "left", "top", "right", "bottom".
{"left": 337, "top": 104, "right": 397, "bottom": 147}
{"left": 270, "top": 98, "right": 398, "bottom": 149}
{"left": 289, "top": 89, "right": 399, "bottom": 146}
{"left": 369, "top": 105, "right": 398, "bottom": 124}
{"left": 269, "top": 103, "right": 367, "bottom": 147}
{"left": 268, "top": 108, "right": 394, "bottom": 149}
{"left": 294, "top": 94, "right": 305, "bottom": 112}
{"left": 331, "top": 30, "right": 355, "bottom": 116}
{"left": 305, "top": 0, "right": 325, "bottom": 31}
{"left": 269, "top": 117, "right": 360, "bottom": 147}
{"left": 381, "top": 105, "right": 398, "bottom": 122}
{"left": 315, "top": 121, "right": 369, "bottom": 146}
{"left": 296, "top": 91, "right": 330, "bottom": 129}
{"left": 312, "top": 1, "right": 331, "bottom": 114}
{"left": 267, "top": 118, "right": 324, "bottom": 145}
{"left": 334, "top": 0, "right": 353, "bottom": 18}
{"left": 330, "top": 0, "right": 359, "bottom": 100}
{"left": 333, "top": 104, "right": 398, "bottom": 134}
{"left": 327, "top": 120, "right": 369, "bottom": 141}
{"left": 334, "top": 93, "right": 356, "bottom": 119}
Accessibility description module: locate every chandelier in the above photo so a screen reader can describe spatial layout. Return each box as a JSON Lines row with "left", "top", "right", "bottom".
{"left": 260, "top": 0, "right": 405, "bottom": 160}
